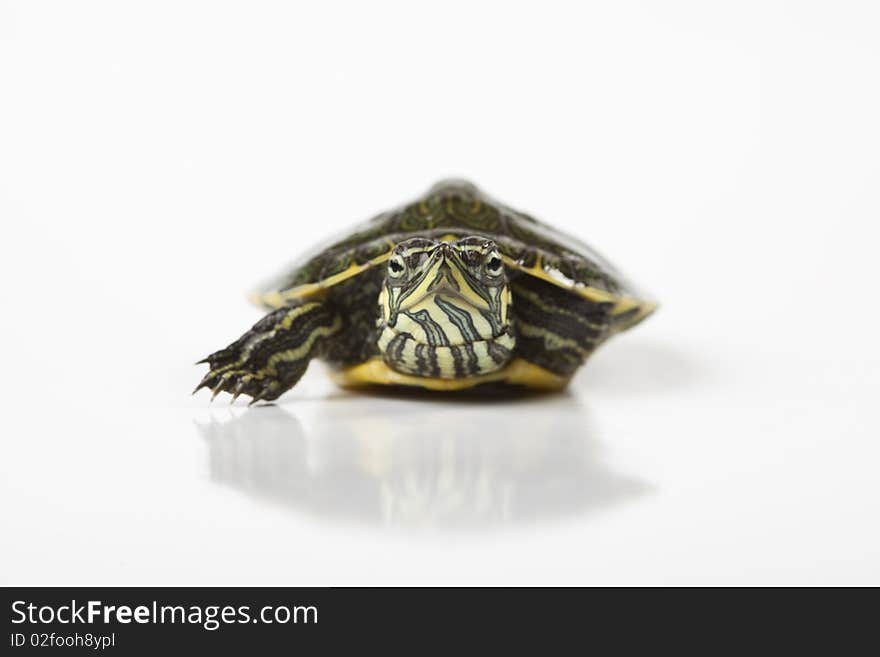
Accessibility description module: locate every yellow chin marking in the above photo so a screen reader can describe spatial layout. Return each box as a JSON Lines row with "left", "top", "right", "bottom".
{"left": 330, "top": 357, "right": 568, "bottom": 391}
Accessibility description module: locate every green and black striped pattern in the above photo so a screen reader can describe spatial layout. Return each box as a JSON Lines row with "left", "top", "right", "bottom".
{"left": 194, "top": 301, "right": 342, "bottom": 403}
{"left": 510, "top": 275, "right": 613, "bottom": 376}
{"left": 377, "top": 236, "right": 515, "bottom": 378}
{"left": 196, "top": 180, "right": 654, "bottom": 402}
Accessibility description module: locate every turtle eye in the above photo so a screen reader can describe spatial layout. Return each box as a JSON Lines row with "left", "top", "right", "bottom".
{"left": 388, "top": 255, "right": 406, "bottom": 278}
{"left": 485, "top": 251, "right": 503, "bottom": 277}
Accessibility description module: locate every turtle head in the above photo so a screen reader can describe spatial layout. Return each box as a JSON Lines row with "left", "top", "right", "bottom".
{"left": 377, "top": 236, "right": 515, "bottom": 378}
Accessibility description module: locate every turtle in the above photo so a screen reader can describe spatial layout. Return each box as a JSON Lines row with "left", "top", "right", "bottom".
{"left": 194, "top": 180, "right": 656, "bottom": 403}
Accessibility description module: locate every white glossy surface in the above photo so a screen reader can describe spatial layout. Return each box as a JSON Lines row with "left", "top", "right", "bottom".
{"left": 1, "top": 1, "right": 878, "bottom": 585}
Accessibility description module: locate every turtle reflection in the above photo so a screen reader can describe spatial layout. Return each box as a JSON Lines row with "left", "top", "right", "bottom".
{"left": 196, "top": 397, "right": 648, "bottom": 529}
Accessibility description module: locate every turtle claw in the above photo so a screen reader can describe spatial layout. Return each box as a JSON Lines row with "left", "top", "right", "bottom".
{"left": 229, "top": 381, "right": 247, "bottom": 405}
{"left": 194, "top": 363, "right": 274, "bottom": 405}
{"left": 195, "top": 303, "right": 334, "bottom": 405}
{"left": 246, "top": 385, "right": 268, "bottom": 407}
{"left": 210, "top": 379, "right": 226, "bottom": 402}
{"left": 192, "top": 372, "right": 214, "bottom": 395}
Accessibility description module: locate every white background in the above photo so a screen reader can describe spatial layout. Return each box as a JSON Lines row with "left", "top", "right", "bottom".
{"left": 1, "top": 1, "right": 878, "bottom": 585}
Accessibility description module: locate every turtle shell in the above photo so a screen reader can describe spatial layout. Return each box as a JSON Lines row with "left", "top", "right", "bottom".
{"left": 253, "top": 180, "right": 655, "bottom": 325}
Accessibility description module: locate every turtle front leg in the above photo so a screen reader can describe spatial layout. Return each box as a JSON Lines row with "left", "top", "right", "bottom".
{"left": 194, "top": 301, "right": 343, "bottom": 404}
